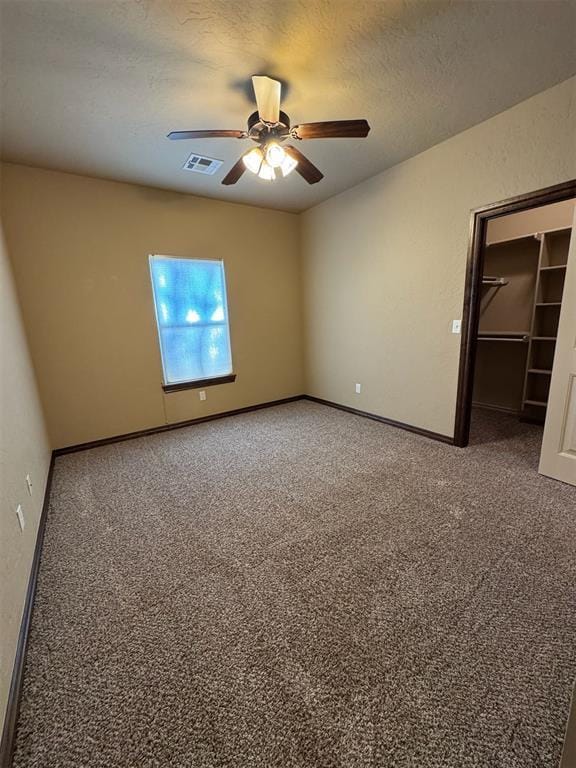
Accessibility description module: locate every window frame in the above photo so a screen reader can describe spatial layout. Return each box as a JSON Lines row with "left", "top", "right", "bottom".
{"left": 149, "top": 254, "right": 236, "bottom": 393}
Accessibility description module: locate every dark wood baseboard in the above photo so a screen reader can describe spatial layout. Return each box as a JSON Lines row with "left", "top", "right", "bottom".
{"left": 48, "top": 393, "right": 455, "bottom": 458}
{"left": 472, "top": 402, "right": 520, "bottom": 416}
{"left": 54, "top": 395, "right": 306, "bottom": 456}
{"left": 0, "top": 453, "right": 56, "bottom": 768}
{"left": 51, "top": 394, "right": 454, "bottom": 457}
{"left": 303, "top": 395, "right": 454, "bottom": 444}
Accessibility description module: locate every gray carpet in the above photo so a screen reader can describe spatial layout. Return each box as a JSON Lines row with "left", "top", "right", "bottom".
{"left": 12, "top": 401, "right": 576, "bottom": 767}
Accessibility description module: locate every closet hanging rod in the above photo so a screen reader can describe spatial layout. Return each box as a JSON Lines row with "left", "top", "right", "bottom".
{"left": 477, "top": 332, "right": 529, "bottom": 342}
{"left": 482, "top": 276, "right": 509, "bottom": 286}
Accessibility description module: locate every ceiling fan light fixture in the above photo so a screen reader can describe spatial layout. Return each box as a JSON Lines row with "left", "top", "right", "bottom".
{"left": 242, "top": 147, "right": 263, "bottom": 174}
{"left": 168, "top": 74, "right": 370, "bottom": 186}
{"left": 265, "top": 142, "right": 286, "bottom": 168}
{"left": 280, "top": 153, "right": 298, "bottom": 177}
{"left": 257, "top": 161, "right": 276, "bottom": 181}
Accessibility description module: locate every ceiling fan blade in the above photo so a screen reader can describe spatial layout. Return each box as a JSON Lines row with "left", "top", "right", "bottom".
{"left": 284, "top": 146, "right": 323, "bottom": 184}
{"left": 292, "top": 120, "right": 370, "bottom": 139}
{"left": 167, "top": 129, "right": 246, "bottom": 140}
{"left": 252, "top": 75, "right": 281, "bottom": 124}
{"left": 221, "top": 154, "right": 248, "bottom": 186}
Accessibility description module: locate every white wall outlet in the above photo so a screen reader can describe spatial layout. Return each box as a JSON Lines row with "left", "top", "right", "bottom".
{"left": 26, "top": 473, "right": 33, "bottom": 496}
{"left": 16, "top": 504, "right": 25, "bottom": 532}
{"left": 199, "top": 390, "right": 206, "bottom": 401}
{"left": 452, "top": 319, "right": 462, "bottom": 334}
{"left": 355, "top": 383, "right": 362, "bottom": 394}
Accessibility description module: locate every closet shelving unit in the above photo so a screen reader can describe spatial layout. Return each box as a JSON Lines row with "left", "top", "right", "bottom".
{"left": 521, "top": 227, "right": 570, "bottom": 421}
{"left": 473, "top": 227, "right": 571, "bottom": 421}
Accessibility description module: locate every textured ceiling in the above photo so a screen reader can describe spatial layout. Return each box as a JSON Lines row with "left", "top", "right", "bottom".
{"left": 1, "top": 0, "right": 576, "bottom": 212}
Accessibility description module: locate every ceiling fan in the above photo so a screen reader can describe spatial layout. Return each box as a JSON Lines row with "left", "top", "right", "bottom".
{"left": 167, "top": 76, "right": 370, "bottom": 185}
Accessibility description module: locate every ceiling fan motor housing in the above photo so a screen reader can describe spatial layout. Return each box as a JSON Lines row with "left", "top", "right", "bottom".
{"left": 247, "top": 110, "right": 291, "bottom": 143}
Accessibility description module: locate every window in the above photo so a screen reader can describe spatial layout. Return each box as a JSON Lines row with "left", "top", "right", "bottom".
{"left": 149, "top": 256, "right": 234, "bottom": 390}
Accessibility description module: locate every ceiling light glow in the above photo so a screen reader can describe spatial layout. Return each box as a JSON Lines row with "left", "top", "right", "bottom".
{"left": 242, "top": 144, "right": 295, "bottom": 181}
{"left": 265, "top": 142, "right": 286, "bottom": 168}
{"left": 258, "top": 161, "right": 275, "bottom": 181}
{"left": 243, "top": 147, "right": 263, "bottom": 174}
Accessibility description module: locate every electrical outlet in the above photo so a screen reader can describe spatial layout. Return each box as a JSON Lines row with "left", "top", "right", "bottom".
{"left": 199, "top": 390, "right": 206, "bottom": 401}
{"left": 26, "top": 473, "right": 33, "bottom": 496}
{"left": 355, "top": 383, "right": 362, "bottom": 394}
{"left": 16, "top": 505, "right": 25, "bottom": 532}
{"left": 452, "top": 319, "right": 462, "bottom": 334}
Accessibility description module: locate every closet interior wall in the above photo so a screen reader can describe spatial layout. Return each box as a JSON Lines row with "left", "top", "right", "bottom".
{"left": 472, "top": 199, "right": 575, "bottom": 422}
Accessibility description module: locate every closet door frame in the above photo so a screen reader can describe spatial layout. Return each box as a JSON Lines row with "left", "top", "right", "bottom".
{"left": 454, "top": 179, "right": 576, "bottom": 448}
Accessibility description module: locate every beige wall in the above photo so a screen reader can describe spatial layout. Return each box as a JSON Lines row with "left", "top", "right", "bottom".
{"left": 0, "top": 165, "right": 304, "bottom": 448}
{"left": 1, "top": 77, "right": 575, "bottom": 452}
{"left": 301, "top": 76, "right": 576, "bottom": 437}
{"left": 486, "top": 198, "right": 576, "bottom": 244}
{"left": 0, "top": 212, "right": 51, "bottom": 731}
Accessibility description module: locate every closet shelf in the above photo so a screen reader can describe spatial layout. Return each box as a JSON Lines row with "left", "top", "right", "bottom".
{"left": 539, "top": 264, "right": 567, "bottom": 272}
{"left": 528, "top": 368, "right": 552, "bottom": 375}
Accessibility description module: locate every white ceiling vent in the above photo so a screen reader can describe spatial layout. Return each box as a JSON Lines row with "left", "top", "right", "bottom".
{"left": 182, "top": 153, "right": 223, "bottom": 175}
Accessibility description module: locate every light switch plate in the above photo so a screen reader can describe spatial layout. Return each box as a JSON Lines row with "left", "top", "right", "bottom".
{"left": 16, "top": 504, "right": 25, "bottom": 531}
{"left": 199, "top": 390, "right": 206, "bottom": 401}
{"left": 355, "top": 383, "right": 362, "bottom": 394}
{"left": 452, "top": 319, "right": 462, "bottom": 334}
{"left": 26, "top": 473, "right": 33, "bottom": 496}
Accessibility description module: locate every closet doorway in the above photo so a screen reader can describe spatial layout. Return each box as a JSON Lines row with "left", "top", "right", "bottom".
{"left": 454, "top": 180, "right": 576, "bottom": 486}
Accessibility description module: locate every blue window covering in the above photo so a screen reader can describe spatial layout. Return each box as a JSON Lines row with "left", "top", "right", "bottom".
{"left": 149, "top": 256, "right": 233, "bottom": 384}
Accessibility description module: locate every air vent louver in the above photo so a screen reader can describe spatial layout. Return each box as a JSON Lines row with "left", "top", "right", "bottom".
{"left": 183, "top": 154, "right": 223, "bottom": 175}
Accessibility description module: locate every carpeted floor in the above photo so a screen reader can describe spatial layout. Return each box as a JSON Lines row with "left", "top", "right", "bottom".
{"left": 12, "top": 401, "right": 576, "bottom": 767}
